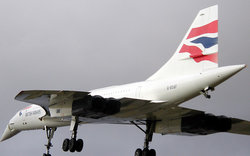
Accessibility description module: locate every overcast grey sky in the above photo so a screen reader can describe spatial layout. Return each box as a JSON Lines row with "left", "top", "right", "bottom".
{"left": 0, "top": 0, "right": 249, "bottom": 156}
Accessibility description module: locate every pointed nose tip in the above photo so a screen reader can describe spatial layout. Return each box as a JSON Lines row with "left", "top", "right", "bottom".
{"left": 0, "top": 125, "right": 19, "bottom": 142}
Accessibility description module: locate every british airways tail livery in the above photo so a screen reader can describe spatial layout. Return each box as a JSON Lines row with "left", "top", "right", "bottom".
{"left": 1, "top": 5, "right": 249, "bottom": 156}
{"left": 148, "top": 5, "right": 218, "bottom": 81}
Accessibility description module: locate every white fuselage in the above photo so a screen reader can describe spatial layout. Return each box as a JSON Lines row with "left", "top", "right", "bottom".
{"left": 91, "top": 65, "right": 245, "bottom": 103}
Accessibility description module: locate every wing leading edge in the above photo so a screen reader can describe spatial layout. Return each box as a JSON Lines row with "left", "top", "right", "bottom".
{"left": 15, "top": 90, "right": 90, "bottom": 110}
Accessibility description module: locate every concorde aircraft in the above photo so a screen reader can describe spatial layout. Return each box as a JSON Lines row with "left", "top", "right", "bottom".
{"left": 1, "top": 5, "right": 249, "bottom": 156}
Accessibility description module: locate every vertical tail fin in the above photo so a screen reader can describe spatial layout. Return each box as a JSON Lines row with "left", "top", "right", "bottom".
{"left": 148, "top": 5, "right": 218, "bottom": 80}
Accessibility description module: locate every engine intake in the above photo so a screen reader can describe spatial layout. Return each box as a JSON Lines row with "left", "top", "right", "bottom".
{"left": 72, "top": 95, "right": 121, "bottom": 118}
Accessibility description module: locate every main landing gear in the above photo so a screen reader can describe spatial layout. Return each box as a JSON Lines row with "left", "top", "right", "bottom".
{"left": 43, "top": 126, "right": 56, "bottom": 156}
{"left": 62, "top": 116, "right": 84, "bottom": 153}
{"left": 132, "top": 121, "right": 156, "bottom": 156}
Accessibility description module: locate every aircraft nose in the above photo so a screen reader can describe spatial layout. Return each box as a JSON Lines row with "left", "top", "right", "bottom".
{"left": 0, "top": 124, "right": 19, "bottom": 142}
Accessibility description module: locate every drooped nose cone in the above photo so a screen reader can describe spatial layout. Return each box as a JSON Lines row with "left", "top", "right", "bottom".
{"left": 0, "top": 124, "right": 19, "bottom": 142}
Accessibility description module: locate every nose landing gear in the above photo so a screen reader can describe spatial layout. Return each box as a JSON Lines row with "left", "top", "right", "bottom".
{"left": 62, "top": 116, "right": 84, "bottom": 153}
{"left": 132, "top": 121, "right": 157, "bottom": 156}
{"left": 43, "top": 126, "right": 56, "bottom": 156}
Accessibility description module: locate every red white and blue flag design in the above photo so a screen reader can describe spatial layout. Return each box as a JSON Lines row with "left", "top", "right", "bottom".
{"left": 179, "top": 20, "right": 218, "bottom": 63}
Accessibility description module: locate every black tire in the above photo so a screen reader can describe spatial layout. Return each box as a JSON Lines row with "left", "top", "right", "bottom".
{"left": 62, "top": 138, "right": 70, "bottom": 152}
{"left": 135, "top": 148, "right": 142, "bottom": 156}
{"left": 142, "top": 148, "right": 149, "bottom": 156}
{"left": 43, "top": 154, "right": 47, "bottom": 156}
{"left": 69, "top": 138, "right": 76, "bottom": 152}
{"left": 75, "top": 139, "right": 84, "bottom": 152}
{"left": 149, "top": 149, "right": 156, "bottom": 156}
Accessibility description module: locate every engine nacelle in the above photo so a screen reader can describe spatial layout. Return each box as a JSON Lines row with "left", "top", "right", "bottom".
{"left": 155, "top": 113, "right": 232, "bottom": 135}
{"left": 181, "top": 114, "right": 232, "bottom": 135}
{"left": 72, "top": 95, "right": 121, "bottom": 118}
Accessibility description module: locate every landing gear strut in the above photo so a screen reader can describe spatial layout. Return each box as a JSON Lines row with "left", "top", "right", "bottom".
{"left": 62, "top": 116, "right": 84, "bottom": 153}
{"left": 132, "top": 121, "right": 156, "bottom": 156}
{"left": 43, "top": 126, "right": 56, "bottom": 156}
{"left": 200, "top": 86, "right": 214, "bottom": 99}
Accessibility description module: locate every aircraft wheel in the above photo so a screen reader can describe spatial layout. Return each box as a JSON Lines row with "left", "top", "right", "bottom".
{"left": 69, "top": 138, "right": 76, "bottom": 152}
{"left": 62, "top": 138, "right": 70, "bottom": 152}
{"left": 135, "top": 148, "right": 142, "bottom": 156}
{"left": 142, "top": 148, "right": 149, "bottom": 156}
{"left": 149, "top": 149, "right": 156, "bottom": 156}
{"left": 75, "top": 139, "right": 84, "bottom": 152}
